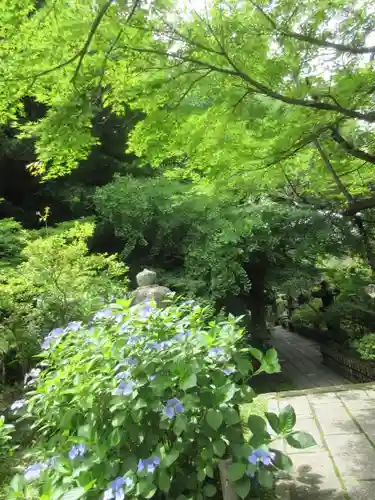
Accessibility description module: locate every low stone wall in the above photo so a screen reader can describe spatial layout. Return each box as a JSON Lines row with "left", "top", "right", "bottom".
{"left": 321, "top": 342, "right": 375, "bottom": 383}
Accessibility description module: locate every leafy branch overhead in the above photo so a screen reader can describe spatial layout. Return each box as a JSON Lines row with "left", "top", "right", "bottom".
{"left": 0, "top": 0, "right": 375, "bottom": 220}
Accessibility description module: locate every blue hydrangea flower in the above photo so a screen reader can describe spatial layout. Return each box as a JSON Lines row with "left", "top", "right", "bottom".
{"left": 49, "top": 456, "right": 58, "bottom": 467}
{"left": 114, "top": 362, "right": 127, "bottom": 371}
{"left": 120, "top": 324, "right": 130, "bottom": 334}
{"left": 68, "top": 444, "right": 86, "bottom": 460}
{"left": 138, "top": 301, "right": 155, "bottom": 319}
{"left": 248, "top": 449, "right": 276, "bottom": 466}
{"left": 140, "top": 306, "right": 153, "bottom": 318}
{"left": 125, "top": 357, "right": 138, "bottom": 366}
{"left": 93, "top": 308, "right": 113, "bottom": 321}
{"left": 209, "top": 347, "right": 225, "bottom": 358}
{"left": 172, "top": 330, "right": 191, "bottom": 341}
{"left": 114, "top": 314, "right": 124, "bottom": 324}
{"left": 65, "top": 321, "right": 82, "bottom": 332}
{"left": 10, "top": 399, "right": 26, "bottom": 411}
{"left": 163, "top": 398, "right": 184, "bottom": 419}
{"left": 103, "top": 476, "right": 133, "bottom": 500}
{"left": 223, "top": 367, "right": 235, "bottom": 375}
{"left": 126, "top": 335, "right": 142, "bottom": 345}
{"left": 113, "top": 381, "right": 134, "bottom": 396}
{"left": 41, "top": 327, "right": 65, "bottom": 350}
{"left": 137, "top": 456, "right": 161, "bottom": 474}
{"left": 146, "top": 340, "right": 171, "bottom": 351}
{"left": 181, "top": 300, "right": 195, "bottom": 306}
{"left": 24, "top": 462, "right": 47, "bottom": 481}
{"left": 115, "top": 371, "right": 130, "bottom": 380}
{"left": 145, "top": 342, "right": 162, "bottom": 350}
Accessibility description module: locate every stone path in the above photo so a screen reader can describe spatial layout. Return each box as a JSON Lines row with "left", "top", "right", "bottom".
{"left": 272, "top": 327, "right": 348, "bottom": 389}
{"left": 266, "top": 385, "right": 375, "bottom": 499}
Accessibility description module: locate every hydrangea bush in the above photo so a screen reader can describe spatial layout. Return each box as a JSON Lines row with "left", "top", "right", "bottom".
{"left": 9, "top": 299, "right": 315, "bottom": 499}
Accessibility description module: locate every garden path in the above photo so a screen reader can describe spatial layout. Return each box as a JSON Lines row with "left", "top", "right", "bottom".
{"left": 266, "top": 328, "right": 375, "bottom": 499}
{"left": 267, "top": 385, "right": 375, "bottom": 499}
{"left": 271, "top": 326, "right": 348, "bottom": 389}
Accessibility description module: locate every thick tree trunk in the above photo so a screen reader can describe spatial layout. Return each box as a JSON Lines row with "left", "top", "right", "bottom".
{"left": 244, "top": 255, "right": 271, "bottom": 348}
{"left": 353, "top": 215, "right": 375, "bottom": 273}
{"left": 248, "top": 273, "right": 270, "bottom": 346}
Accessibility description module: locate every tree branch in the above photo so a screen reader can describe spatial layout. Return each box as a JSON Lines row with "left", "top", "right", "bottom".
{"left": 152, "top": 10, "right": 224, "bottom": 57}
{"left": 18, "top": 53, "right": 82, "bottom": 83}
{"left": 249, "top": 0, "right": 375, "bottom": 54}
{"left": 121, "top": 44, "right": 375, "bottom": 122}
{"left": 71, "top": 0, "right": 142, "bottom": 85}
{"left": 170, "top": 69, "right": 212, "bottom": 109}
{"left": 232, "top": 90, "right": 253, "bottom": 112}
{"left": 314, "top": 139, "right": 353, "bottom": 202}
{"left": 314, "top": 139, "right": 375, "bottom": 270}
{"left": 71, "top": 0, "right": 115, "bottom": 84}
{"left": 343, "top": 196, "right": 375, "bottom": 216}
{"left": 331, "top": 127, "right": 375, "bottom": 165}
{"left": 282, "top": 168, "right": 310, "bottom": 204}
{"left": 265, "top": 124, "right": 333, "bottom": 167}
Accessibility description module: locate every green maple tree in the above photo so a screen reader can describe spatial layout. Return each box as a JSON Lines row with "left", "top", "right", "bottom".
{"left": 1, "top": 0, "right": 374, "bottom": 339}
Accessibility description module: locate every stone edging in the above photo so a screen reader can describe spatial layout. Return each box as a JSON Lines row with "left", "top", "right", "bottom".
{"left": 266, "top": 381, "right": 375, "bottom": 399}
{"left": 321, "top": 342, "right": 375, "bottom": 382}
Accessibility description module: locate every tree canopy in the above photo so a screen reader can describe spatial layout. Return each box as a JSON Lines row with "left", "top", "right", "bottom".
{"left": 1, "top": 0, "right": 374, "bottom": 208}
{"left": 1, "top": 0, "right": 375, "bottom": 340}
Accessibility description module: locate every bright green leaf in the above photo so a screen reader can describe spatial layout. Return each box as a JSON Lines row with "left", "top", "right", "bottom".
{"left": 228, "top": 462, "right": 246, "bottom": 482}
{"left": 258, "top": 468, "right": 274, "bottom": 489}
{"left": 286, "top": 431, "right": 317, "bottom": 449}
{"left": 174, "top": 414, "right": 188, "bottom": 436}
{"left": 161, "top": 449, "right": 180, "bottom": 468}
{"left": 223, "top": 407, "right": 240, "bottom": 426}
{"left": 213, "top": 439, "right": 226, "bottom": 457}
{"left": 158, "top": 469, "right": 171, "bottom": 492}
{"left": 279, "top": 405, "right": 296, "bottom": 433}
{"left": 247, "top": 415, "right": 266, "bottom": 435}
{"left": 235, "top": 476, "right": 251, "bottom": 499}
{"left": 181, "top": 373, "right": 197, "bottom": 390}
{"left": 206, "top": 409, "right": 223, "bottom": 431}
{"left": 60, "top": 488, "right": 86, "bottom": 500}
{"left": 203, "top": 484, "right": 216, "bottom": 497}
{"left": 265, "top": 412, "right": 280, "bottom": 434}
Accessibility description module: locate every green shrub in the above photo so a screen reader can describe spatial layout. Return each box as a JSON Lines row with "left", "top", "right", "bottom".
{"left": 0, "top": 221, "right": 128, "bottom": 381}
{"left": 356, "top": 334, "right": 375, "bottom": 361}
{"left": 291, "top": 300, "right": 322, "bottom": 329}
{"left": 0, "top": 416, "right": 15, "bottom": 459}
{"left": 0, "top": 219, "right": 26, "bottom": 269}
{"left": 8, "top": 299, "right": 315, "bottom": 499}
{"left": 321, "top": 257, "right": 375, "bottom": 338}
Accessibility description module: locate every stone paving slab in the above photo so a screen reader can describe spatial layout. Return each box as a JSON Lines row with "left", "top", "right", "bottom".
{"left": 279, "top": 396, "right": 312, "bottom": 418}
{"left": 325, "top": 433, "right": 375, "bottom": 481}
{"left": 344, "top": 478, "right": 375, "bottom": 499}
{"left": 270, "top": 385, "right": 375, "bottom": 500}
{"left": 286, "top": 451, "right": 345, "bottom": 499}
{"left": 312, "top": 402, "right": 360, "bottom": 436}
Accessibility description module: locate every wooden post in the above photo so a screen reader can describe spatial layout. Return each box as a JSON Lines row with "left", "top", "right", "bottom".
{"left": 219, "top": 459, "right": 238, "bottom": 500}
